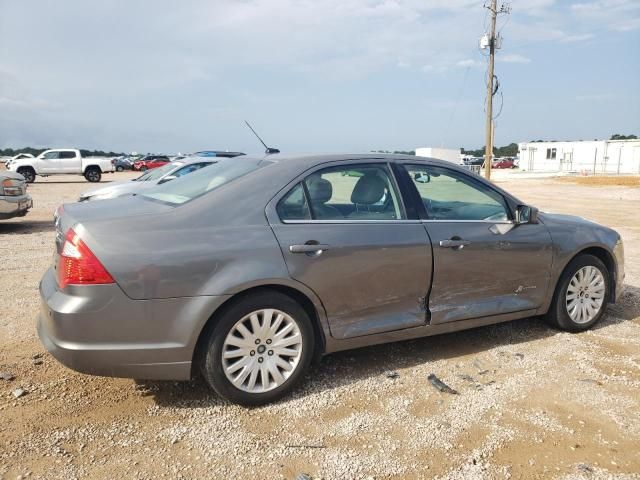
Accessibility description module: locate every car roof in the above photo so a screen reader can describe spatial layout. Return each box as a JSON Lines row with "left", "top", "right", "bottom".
{"left": 236, "top": 152, "right": 462, "bottom": 171}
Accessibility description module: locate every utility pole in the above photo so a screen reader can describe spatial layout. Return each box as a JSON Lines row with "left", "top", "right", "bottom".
{"left": 483, "top": 0, "right": 498, "bottom": 180}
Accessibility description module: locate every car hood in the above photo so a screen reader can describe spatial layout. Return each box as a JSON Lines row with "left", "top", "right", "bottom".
{"left": 538, "top": 211, "right": 602, "bottom": 228}
{"left": 80, "top": 179, "right": 157, "bottom": 200}
{"left": 0, "top": 170, "right": 27, "bottom": 182}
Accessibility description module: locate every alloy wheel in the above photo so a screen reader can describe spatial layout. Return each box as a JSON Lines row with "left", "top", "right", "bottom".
{"left": 565, "top": 266, "right": 606, "bottom": 324}
{"left": 222, "top": 308, "right": 303, "bottom": 393}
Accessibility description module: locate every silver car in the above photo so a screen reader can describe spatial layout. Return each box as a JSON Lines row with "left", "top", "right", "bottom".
{"left": 78, "top": 157, "right": 216, "bottom": 202}
{"left": 39, "top": 154, "right": 624, "bottom": 405}
{"left": 0, "top": 171, "right": 32, "bottom": 220}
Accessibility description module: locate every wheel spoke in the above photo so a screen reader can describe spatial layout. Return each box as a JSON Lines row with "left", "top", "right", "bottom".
{"left": 225, "top": 355, "right": 251, "bottom": 375}
{"left": 271, "top": 333, "right": 301, "bottom": 348}
{"left": 267, "top": 359, "right": 286, "bottom": 385}
{"left": 225, "top": 334, "right": 252, "bottom": 349}
{"left": 274, "top": 356, "right": 294, "bottom": 372}
{"left": 223, "top": 347, "right": 249, "bottom": 359}
{"left": 249, "top": 313, "right": 261, "bottom": 337}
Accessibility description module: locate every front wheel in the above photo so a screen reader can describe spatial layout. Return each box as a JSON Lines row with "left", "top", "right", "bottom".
{"left": 201, "top": 290, "right": 314, "bottom": 406}
{"left": 17, "top": 168, "right": 36, "bottom": 183}
{"left": 546, "top": 254, "right": 609, "bottom": 332}
{"left": 116, "top": 166, "right": 124, "bottom": 172}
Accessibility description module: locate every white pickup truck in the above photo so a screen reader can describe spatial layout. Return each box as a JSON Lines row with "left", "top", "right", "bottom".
{"left": 8, "top": 148, "right": 114, "bottom": 183}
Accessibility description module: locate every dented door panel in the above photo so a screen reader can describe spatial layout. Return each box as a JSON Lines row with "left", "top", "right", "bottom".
{"left": 424, "top": 221, "right": 553, "bottom": 324}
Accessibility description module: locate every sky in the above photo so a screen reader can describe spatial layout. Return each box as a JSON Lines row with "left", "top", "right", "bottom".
{"left": 0, "top": 0, "right": 638, "bottom": 154}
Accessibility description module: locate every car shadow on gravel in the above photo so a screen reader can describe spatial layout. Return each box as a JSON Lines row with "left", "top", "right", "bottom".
{"left": 0, "top": 219, "right": 54, "bottom": 234}
{"left": 144, "top": 283, "right": 639, "bottom": 408}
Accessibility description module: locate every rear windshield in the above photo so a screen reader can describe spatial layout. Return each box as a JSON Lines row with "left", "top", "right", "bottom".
{"left": 135, "top": 162, "right": 181, "bottom": 181}
{"left": 141, "top": 157, "right": 265, "bottom": 205}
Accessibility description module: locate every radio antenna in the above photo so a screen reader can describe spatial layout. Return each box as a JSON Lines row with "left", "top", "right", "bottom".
{"left": 244, "top": 120, "right": 280, "bottom": 154}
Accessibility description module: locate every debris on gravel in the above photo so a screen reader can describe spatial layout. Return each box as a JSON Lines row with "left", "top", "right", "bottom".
{"left": 427, "top": 374, "right": 458, "bottom": 394}
{"left": 11, "top": 387, "right": 27, "bottom": 398}
{"left": 0, "top": 372, "right": 15, "bottom": 381}
{"left": 384, "top": 370, "right": 400, "bottom": 379}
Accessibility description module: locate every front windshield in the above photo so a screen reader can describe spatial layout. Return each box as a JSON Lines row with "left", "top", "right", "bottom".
{"left": 135, "top": 162, "right": 182, "bottom": 181}
{"left": 141, "top": 158, "right": 265, "bottom": 205}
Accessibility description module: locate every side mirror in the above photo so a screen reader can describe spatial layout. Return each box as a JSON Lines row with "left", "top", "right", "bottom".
{"left": 516, "top": 205, "right": 539, "bottom": 224}
{"left": 414, "top": 172, "right": 431, "bottom": 183}
{"left": 158, "top": 175, "right": 177, "bottom": 184}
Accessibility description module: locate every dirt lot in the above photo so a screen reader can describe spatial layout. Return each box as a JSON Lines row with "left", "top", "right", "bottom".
{"left": 1, "top": 172, "right": 639, "bottom": 480}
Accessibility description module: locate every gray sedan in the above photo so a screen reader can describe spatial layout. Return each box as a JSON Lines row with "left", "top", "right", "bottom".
{"left": 0, "top": 171, "right": 32, "bottom": 220}
{"left": 78, "top": 157, "right": 216, "bottom": 202}
{"left": 39, "top": 154, "right": 624, "bottom": 405}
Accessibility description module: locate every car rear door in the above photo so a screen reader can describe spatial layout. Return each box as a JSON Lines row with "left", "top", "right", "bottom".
{"left": 267, "top": 161, "right": 432, "bottom": 340}
{"left": 59, "top": 150, "right": 80, "bottom": 173}
{"left": 401, "top": 163, "right": 553, "bottom": 324}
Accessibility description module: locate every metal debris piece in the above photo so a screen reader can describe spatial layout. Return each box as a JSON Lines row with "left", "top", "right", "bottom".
{"left": 473, "top": 359, "right": 489, "bottom": 374}
{"left": 286, "top": 444, "right": 326, "bottom": 449}
{"left": 514, "top": 353, "right": 524, "bottom": 359}
{"left": 427, "top": 374, "right": 458, "bottom": 394}
{"left": 385, "top": 371, "right": 400, "bottom": 379}
{"left": 0, "top": 372, "right": 15, "bottom": 381}
{"left": 32, "top": 353, "right": 43, "bottom": 360}
{"left": 295, "top": 474, "right": 312, "bottom": 480}
{"left": 12, "top": 387, "right": 27, "bottom": 398}
{"left": 576, "top": 463, "right": 593, "bottom": 473}
{"left": 33, "top": 358, "right": 43, "bottom": 366}
{"left": 578, "top": 378, "right": 603, "bottom": 386}
{"left": 457, "top": 374, "right": 475, "bottom": 382}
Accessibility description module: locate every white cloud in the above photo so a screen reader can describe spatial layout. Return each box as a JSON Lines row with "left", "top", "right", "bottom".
{"left": 499, "top": 54, "right": 532, "bottom": 64}
{"left": 456, "top": 59, "right": 484, "bottom": 68}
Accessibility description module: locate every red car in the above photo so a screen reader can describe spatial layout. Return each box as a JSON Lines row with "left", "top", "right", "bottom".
{"left": 133, "top": 155, "right": 171, "bottom": 171}
{"left": 492, "top": 158, "right": 517, "bottom": 169}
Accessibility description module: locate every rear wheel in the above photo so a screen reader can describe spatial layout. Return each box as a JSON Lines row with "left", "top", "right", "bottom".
{"left": 200, "top": 290, "right": 314, "bottom": 406}
{"left": 17, "top": 167, "right": 35, "bottom": 183}
{"left": 116, "top": 165, "right": 124, "bottom": 172}
{"left": 546, "top": 254, "right": 609, "bottom": 332}
{"left": 84, "top": 167, "right": 102, "bottom": 182}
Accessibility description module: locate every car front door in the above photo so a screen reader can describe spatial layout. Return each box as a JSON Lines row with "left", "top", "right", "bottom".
{"left": 37, "top": 151, "right": 60, "bottom": 173}
{"left": 402, "top": 163, "right": 553, "bottom": 324}
{"left": 268, "top": 161, "right": 432, "bottom": 339}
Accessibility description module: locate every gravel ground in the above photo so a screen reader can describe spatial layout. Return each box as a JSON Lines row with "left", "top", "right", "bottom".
{"left": 1, "top": 171, "right": 639, "bottom": 480}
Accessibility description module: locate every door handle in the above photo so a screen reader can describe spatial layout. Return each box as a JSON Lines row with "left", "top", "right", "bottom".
{"left": 289, "top": 244, "right": 330, "bottom": 254}
{"left": 439, "top": 239, "right": 471, "bottom": 249}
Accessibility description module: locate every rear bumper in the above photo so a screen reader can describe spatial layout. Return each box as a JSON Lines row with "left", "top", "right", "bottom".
{"left": 0, "top": 194, "right": 32, "bottom": 219}
{"left": 37, "top": 267, "right": 228, "bottom": 380}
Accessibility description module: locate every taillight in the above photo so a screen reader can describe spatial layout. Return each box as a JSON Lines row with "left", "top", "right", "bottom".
{"left": 57, "top": 229, "right": 114, "bottom": 288}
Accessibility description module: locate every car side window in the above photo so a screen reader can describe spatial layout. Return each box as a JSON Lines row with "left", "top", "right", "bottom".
{"left": 59, "top": 151, "right": 76, "bottom": 159}
{"left": 42, "top": 151, "right": 59, "bottom": 160}
{"left": 303, "top": 164, "right": 404, "bottom": 220}
{"left": 404, "top": 164, "right": 509, "bottom": 221}
{"left": 277, "top": 183, "right": 311, "bottom": 220}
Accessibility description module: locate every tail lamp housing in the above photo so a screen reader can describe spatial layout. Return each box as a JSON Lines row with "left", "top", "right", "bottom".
{"left": 57, "top": 229, "right": 114, "bottom": 288}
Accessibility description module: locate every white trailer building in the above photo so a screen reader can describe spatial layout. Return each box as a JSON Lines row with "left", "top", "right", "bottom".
{"left": 518, "top": 139, "right": 640, "bottom": 174}
{"left": 415, "top": 147, "right": 462, "bottom": 164}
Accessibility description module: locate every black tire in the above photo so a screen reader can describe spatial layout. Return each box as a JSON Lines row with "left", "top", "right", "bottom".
{"left": 200, "top": 290, "right": 315, "bottom": 406}
{"left": 17, "top": 167, "right": 35, "bottom": 183}
{"left": 546, "top": 254, "right": 609, "bottom": 332}
{"left": 116, "top": 166, "right": 124, "bottom": 172}
{"left": 84, "top": 167, "right": 102, "bottom": 183}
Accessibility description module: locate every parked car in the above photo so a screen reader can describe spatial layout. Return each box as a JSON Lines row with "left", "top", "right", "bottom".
{"left": 8, "top": 149, "right": 114, "bottom": 183}
{"left": 464, "top": 157, "right": 485, "bottom": 167}
{"left": 40, "top": 154, "right": 624, "bottom": 406}
{"left": 0, "top": 171, "right": 32, "bottom": 219}
{"left": 112, "top": 157, "right": 133, "bottom": 172}
{"left": 133, "top": 155, "right": 171, "bottom": 171}
{"left": 5, "top": 153, "right": 35, "bottom": 168}
{"left": 79, "top": 157, "right": 216, "bottom": 202}
{"left": 492, "top": 158, "right": 517, "bottom": 169}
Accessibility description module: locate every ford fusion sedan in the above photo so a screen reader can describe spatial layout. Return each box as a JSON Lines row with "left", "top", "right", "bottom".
{"left": 79, "top": 157, "right": 216, "bottom": 202}
{"left": 39, "top": 154, "right": 624, "bottom": 405}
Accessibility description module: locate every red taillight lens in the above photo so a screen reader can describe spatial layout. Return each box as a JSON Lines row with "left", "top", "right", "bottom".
{"left": 57, "top": 229, "right": 114, "bottom": 288}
